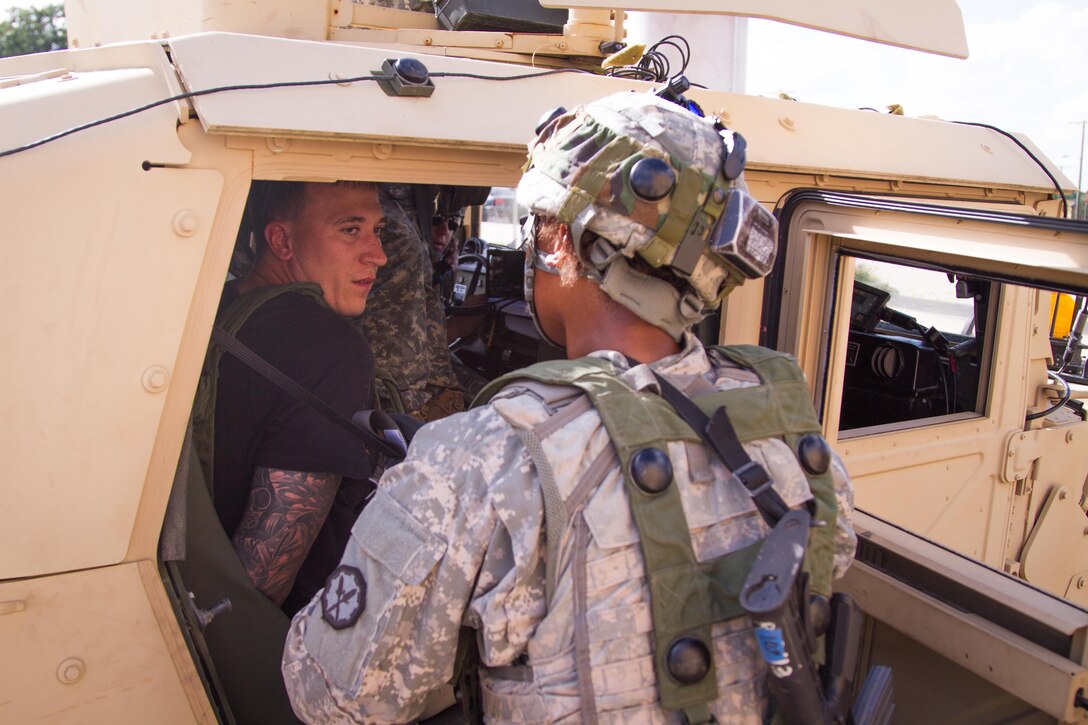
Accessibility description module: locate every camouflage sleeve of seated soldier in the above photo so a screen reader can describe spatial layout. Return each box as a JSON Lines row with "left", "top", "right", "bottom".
{"left": 282, "top": 406, "right": 545, "bottom": 724}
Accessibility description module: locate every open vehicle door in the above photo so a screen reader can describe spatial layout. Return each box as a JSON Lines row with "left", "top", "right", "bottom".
{"left": 769, "top": 191, "right": 1088, "bottom": 722}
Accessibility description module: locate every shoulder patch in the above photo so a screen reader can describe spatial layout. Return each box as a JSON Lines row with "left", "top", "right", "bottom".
{"left": 321, "top": 565, "right": 367, "bottom": 630}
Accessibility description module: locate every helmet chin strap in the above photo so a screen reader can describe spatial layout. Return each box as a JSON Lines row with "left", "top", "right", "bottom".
{"left": 522, "top": 214, "right": 568, "bottom": 351}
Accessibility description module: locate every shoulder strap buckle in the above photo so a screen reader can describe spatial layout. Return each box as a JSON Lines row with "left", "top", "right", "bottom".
{"left": 731, "top": 460, "right": 771, "bottom": 496}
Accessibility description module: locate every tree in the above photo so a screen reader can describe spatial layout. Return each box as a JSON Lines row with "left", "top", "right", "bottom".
{"left": 0, "top": 4, "right": 66, "bottom": 58}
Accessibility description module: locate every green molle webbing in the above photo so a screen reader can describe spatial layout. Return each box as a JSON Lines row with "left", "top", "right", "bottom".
{"left": 639, "top": 165, "right": 709, "bottom": 269}
{"left": 599, "top": 259, "right": 692, "bottom": 342}
{"left": 711, "top": 272, "right": 743, "bottom": 306}
{"left": 191, "top": 282, "right": 326, "bottom": 491}
{"left": 703, "top": 345, "right": 839, "bottom": 598}
{"left": 670, "top": 174, "right": 729, "bottom": 277}
{"left": 555, "top": 186, "right": 596, "bottom": 225}
{"left": 475, "top": 346, "right": 838, "bottom": 715}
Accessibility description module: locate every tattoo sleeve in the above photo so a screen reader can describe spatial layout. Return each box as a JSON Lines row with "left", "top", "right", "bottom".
{"left": 232, "top": 467, "right": 341, "bottom": 606}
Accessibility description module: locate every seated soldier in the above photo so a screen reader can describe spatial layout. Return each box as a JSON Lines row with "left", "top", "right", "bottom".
{"left": 358, "top": 183, "right": 488, "bottom": 421}
{"left": 194, "top": 179, "right": 388, "bottom": 617}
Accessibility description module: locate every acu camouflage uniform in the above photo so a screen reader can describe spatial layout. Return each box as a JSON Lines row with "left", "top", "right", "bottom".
{"left": 282, "top": 333, "right": 857, "bottom": 724}
{"left": 355, "top": 0, "right": 436, "bottom": 12}
{"left": 356, "top": 184, "right": 466, "bottom": 420}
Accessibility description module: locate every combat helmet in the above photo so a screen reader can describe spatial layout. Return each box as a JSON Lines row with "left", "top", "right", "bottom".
{"left": 517, "top": 89, "right": 778, "bottom": 340}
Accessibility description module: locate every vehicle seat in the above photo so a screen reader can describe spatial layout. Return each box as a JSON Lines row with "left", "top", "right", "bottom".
{"left": 162, "top": 429, "right": 302, "bottom": 725}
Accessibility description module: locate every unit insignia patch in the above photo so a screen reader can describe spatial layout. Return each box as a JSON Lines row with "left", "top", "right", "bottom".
{"left": 321, "top": 565, "right": 367, "bottom": 630}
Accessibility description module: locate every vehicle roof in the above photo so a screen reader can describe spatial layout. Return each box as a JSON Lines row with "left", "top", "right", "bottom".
{"left": 1, "top": 33, "right": 1068, "bottom": 195}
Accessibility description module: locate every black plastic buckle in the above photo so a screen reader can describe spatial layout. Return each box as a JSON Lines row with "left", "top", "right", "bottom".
{"left": 732, "top": 460, "right": 772, "bottom": 496}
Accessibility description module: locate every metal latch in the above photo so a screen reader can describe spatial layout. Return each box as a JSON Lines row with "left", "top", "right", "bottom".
{"left": 187, "top": 592, "right": 233, "bottom": 631}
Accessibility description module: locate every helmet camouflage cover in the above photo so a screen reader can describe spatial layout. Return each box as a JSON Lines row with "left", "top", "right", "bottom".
{"left": 517, "top": 91, "right": 778, "bottom": 339}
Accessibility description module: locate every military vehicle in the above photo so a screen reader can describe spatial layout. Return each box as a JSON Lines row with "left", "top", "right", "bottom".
{"left": 2, "top": 0, "right": 1087, "bottom": 722}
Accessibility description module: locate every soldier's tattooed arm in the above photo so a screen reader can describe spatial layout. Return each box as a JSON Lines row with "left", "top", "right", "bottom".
{"left": 232, "top": 466, "right": 340, "bottom": 606}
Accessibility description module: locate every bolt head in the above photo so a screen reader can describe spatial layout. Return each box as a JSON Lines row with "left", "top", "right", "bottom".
{"left": 56, "top": 657, "right": 85, "bottom": 685}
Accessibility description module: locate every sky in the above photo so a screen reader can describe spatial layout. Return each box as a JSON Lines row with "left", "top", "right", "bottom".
{"left": 3, "top": 0, "right": 1084, "bottom": 190}
{"left": 746, "top": 0, "right": 1088, "bottom": 189}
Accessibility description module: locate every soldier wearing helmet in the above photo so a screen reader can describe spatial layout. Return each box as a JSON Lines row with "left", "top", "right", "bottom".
{"left": 282, "top": 91, "right": 857, "bottom": 724}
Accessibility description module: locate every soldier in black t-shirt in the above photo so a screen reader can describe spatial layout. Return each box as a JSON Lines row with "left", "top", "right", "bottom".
{"left": 207, "top": 180, "right": 388, "bottom": 616}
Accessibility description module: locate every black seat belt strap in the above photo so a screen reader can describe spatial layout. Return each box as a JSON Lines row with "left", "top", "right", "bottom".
{"left": 212, "top": 326, "right": 405, "bottom": 461}
{"left": 649, "top": 368, "right": 790, "bottom": 526}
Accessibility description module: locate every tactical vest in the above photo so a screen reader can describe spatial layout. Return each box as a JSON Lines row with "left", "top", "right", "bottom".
{"left": 191, "top": 282, "right": 326, "bottom": 489}
{"left": 471, "top": 345, "right": 838, "bottom": 724}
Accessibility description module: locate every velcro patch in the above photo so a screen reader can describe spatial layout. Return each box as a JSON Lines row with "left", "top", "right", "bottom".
{"left": 321, "top": 565, "right": 367, "bottom": 630}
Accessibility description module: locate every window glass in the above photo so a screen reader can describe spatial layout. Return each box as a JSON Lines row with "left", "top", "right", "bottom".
{"left": 856, "top": 260, "right": 976, "bottom": 335}
{"left": 837, "top": 257, "right": 993, "bottom": 433}
{"left": 479, "top": 187, "right": 526, "bottom": 247}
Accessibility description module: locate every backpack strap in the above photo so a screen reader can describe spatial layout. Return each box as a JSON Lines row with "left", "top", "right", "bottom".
{"left": 651, "top": 368, "right": 792, "bottom": 526}
{"left": 703, "top": 345, "right": 839, "bottom": 599}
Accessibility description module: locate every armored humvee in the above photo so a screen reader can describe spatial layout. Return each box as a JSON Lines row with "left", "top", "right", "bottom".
{"left": 2, "top": 0, "right": 1088, "bottom": 722}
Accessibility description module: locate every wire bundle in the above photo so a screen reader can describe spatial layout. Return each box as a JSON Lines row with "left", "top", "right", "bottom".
{"left": 605, "top": 35, "right": 691, "bottom": 83}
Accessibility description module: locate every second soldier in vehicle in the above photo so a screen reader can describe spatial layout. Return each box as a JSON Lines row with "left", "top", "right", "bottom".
{"left": 283, "top": 90, "right": 857, "bottom": 723}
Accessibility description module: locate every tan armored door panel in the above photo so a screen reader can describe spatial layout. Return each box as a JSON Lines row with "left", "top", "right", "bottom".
{"left": 0, "top": 564, "right": 199, "bottom": 723}
{"left": 0, "top": 60, "right": 222, "bottom": 579}
{"left": 772, "top": 193, "right": 1088, "bottom": 723}
{"left": 775, "top": 193, "right": 1088, "bottom": 572}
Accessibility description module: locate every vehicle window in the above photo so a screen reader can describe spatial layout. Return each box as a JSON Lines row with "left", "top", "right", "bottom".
{"left": 478, "top": 187, "right": 525, "bottom": 247}
{"left": 1048, "top": 292, "right": 1088, "bottom": 384}
{"left": 832, "top": 256, "right": 995, "bottom": 435}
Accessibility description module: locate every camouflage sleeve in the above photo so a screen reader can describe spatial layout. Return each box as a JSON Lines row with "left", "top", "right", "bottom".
{"left": 282, "top": 407, "right": 520, "bottom": 724}
{"left": 829, "top": 451, "right": 858, "bottom": 579}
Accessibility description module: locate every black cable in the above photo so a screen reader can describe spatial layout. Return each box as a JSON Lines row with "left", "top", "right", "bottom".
{"left": 1024, "top": 370, "right": 1073, "bottom": 421}
{"left": 0, "top": 67, "right": 585, "bottom": 160}
{"left": 945, "top": 352, "right": 958, "bottom": 414}
{"left": 445, "top": 303, "right": 490, "bottom": 316}
{"left": 493, "top": 297, "right": 523, "bottom": 314}
{"left": 952, "top": 120, "right": 1069, "bottom": 218}
{"left": 650, "top": 35, "right": 691, "bottom": 78}
{"left": 430, "top": 69, "right": 580, "bottom": 82}
{"left": 605, "top": 33, "right": 693, "bottom": 84}
{"left": 913, "top": 321, "right": 952, "bottom": 415}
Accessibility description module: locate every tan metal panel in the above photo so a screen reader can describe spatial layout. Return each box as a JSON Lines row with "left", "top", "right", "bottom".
{"left": 0, "top": 563, "right": 201, "bottom": 722}
{"left": 0, "top": 66, "right": 222, "bottom": 578}
{"left": 841, "top": 511, "right": 1088, "bottom": 721}
{"left": 791, "top": 205, "right": 1088, "bottom": 314}
{"left": 0, "top": 43, "right": 191, "bottom": 131}
{"left": 63, "top": 0, "right": 329, "bottom": 49}
{"left": 168, "top": 33, "right": 648, "bottom": 150}
{"left": 542, "top": 0, "right": 968, "bottom": 58}
{"left": 165, "top": 33, "right": 1060, "bottom": 193}
{"left": 124, "top": 125, "right": 255, "bottom": 566}
{"left": 777, "top": 202, "right": 1088, "bottom": 570}
{"left": 842, "top": 561, "right": 1088, "bottom": 721}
